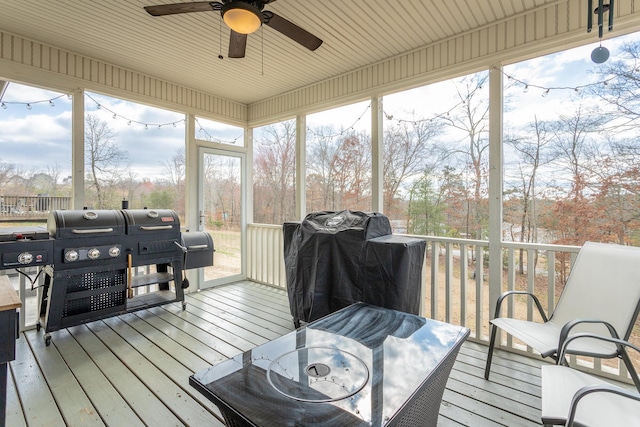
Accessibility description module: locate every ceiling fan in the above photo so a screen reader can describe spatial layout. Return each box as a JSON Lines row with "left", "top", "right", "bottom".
{"left": 144, "top": 1, "right": 323, "bottom": 58}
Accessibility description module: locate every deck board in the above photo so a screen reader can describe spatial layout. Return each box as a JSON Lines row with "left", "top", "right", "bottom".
{"left": 8, "top": 280, "right": 556, "bottom": 426}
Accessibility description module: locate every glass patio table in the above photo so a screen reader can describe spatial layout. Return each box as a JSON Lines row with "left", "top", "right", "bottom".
{"left": 190, "top": 302, "right": 469, "bottom": 427}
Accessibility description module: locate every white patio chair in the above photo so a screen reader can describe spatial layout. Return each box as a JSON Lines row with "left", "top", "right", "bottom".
{"left": 484, "top": 241, "right": 640, "bottom": 391}
{"left": 541, "top": 333, "right": 640, "bottom": 427}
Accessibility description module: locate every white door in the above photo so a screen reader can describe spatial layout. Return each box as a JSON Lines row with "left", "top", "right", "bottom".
{"left": 198, "top": 148, "right": 245, "bottom": 288}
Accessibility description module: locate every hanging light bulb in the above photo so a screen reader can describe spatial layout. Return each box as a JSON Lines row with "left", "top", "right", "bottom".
{"left": 542, "top": 89, "right": 550, "bottom": 97}
{"left": 523, "top": 85, "right": 529, "bottom": 93}
{"left": 113, "top": 113, "right": 117, "bottom": 119}
{"left": 97, "top": 104, "right": 101, "bottom": 109}
{"left": 127, "top": 120, "right": 132, "bottom": 126}
{"left": 1, "top": 102, "right": 6, "bottom": 109}
{"left": 26, "top": 103, "right": 32, "bottom": 110}
{"left": 144, "top": 124, "right": 148, "bottom": 130}
{"left": 49, "top": 100, "right": 55, "bottom": 107}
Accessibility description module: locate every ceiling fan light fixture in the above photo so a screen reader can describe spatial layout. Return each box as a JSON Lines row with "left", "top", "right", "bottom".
{"left": 222, "top": 2, "right": 262, "bottom": 34}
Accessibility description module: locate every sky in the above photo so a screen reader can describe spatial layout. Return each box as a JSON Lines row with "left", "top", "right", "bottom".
{"left": 1, "top": 30, "right": 638, "bottom": 184}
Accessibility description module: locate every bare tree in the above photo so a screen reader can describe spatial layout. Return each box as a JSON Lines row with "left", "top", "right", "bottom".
{"left": 161, "top": 147, "right": 185, "bottom": 188}
{"left": 0, "top": 162, "right": 15, "bottom": 193}
{"left": 306, "top": 127, "right": 371, "bottom": 212}
{"left": 253, "top": 120, "right": 296, "bottom": 224}
{"left": 505, "top": 116, "right": 554, "bottom": 272}
{"left": 85, "top": 114, "right": 129, "bottom": 208}
{"left": 383, "top": 114, "right": 445, "bottom": 217}
{"left": 441, "top": 72, "right": 490, "bottom": 239}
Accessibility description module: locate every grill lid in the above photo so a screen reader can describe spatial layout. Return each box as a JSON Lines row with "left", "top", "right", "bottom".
{"left": 47, "top": 210, "right": 126, "bottom": 238}
{"left": 123, "top": 209, "right": 180, "bottom": 236}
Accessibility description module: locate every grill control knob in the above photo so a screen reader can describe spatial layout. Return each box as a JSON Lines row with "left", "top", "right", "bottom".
{"left": 18, "top": 252, "right": 33, "bottom": 265}
{"left": 88, "top": 248, "right": 101, "bottom": 260}
{"left": 108, "top": 246, "right": 121, "bottom": 257}
{"left": 65, "top": 250, "right": 79, "bottom": 262}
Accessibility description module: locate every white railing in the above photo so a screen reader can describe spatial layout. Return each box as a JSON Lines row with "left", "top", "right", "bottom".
{"left": 0, "top": 195, "right": 71, "bottom": 219}
{"left": 247, "top": 223, "right": 287, "bottom": 288}
{"left": 246, "top": 223, "right": 638, "bottom": 385}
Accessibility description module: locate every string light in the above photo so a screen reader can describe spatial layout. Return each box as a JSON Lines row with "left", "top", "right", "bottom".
{"left": 0, "top": 93, "right": 69, "bottom": 109}
{"left": 194, "top": 118, "right": 243, "bottom": 144}
{"left": 2, "top": 88, "right": 183, "bottom": 130}
{"left": 383, "top": 97, "right": 467, "bottom": 127}
{"left": 497, "top": 67, "right": 616, "bottom": 96}
{"left": 84, "top": 93, "right": 185, "bottom": 129}
{"left": 306, "top": 104, "right": 371, "bottom": 138}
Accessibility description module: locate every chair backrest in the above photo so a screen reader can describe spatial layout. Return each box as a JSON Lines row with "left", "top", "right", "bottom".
{"left": 550, "top": 242, "right": 640, "bottom": 339}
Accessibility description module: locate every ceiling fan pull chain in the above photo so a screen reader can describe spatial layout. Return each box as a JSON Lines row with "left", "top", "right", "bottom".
{"left": 218, "top": 17, "right": 224, "bottom": 59}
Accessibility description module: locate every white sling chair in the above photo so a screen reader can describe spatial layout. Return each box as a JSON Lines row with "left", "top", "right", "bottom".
{"left": 484, "top": 241, "right": 640, "bottom": 391}
{"left": 541, "top": 334, "right": 640, "bottom": 427}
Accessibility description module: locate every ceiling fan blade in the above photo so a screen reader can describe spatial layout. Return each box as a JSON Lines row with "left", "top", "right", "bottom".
{"left": 228, "top": 30, "right": 247, "bottom": 58}
{"left": 144, "top": 2, "right": 215, "bottom": 16}
{"left": 264, "top": 12, "right": 322, "bottom": 51}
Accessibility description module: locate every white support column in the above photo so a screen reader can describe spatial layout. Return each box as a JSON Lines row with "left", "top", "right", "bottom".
{"left": 371, "top": 96, "right": 384, "bottom": 213}
{"left": 184, "top": 114, "right": 199, "bottom": 293}
{"left": 295, "top": 114, "right": 307, "bottom": 221}
{"left": 245, "top": 127, "right": 254, "bottom": 224}
{"left": 71, "top": 89, "right": 85, "bottom": 209}
{"left": 488, "top": 66, "right": 504, "bottom": 322}
{"left": 185, "top": 114, "right": 199, "bottom": 230}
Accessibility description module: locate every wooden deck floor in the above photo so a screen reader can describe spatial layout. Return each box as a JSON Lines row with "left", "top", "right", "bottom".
{"left": 7, "top": 281, "right": 546, "bottom": 427}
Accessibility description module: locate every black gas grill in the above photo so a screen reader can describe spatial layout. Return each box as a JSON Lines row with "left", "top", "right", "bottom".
{"left": 31, "top": 208, "right": 214, "bottom": 345}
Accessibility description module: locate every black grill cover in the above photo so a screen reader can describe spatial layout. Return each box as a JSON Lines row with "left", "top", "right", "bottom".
{"left": 359, "top": 235, "right": 426, "bottom": 317}
{"left": 284, "top": 210, "right": 393, "bottom": 325}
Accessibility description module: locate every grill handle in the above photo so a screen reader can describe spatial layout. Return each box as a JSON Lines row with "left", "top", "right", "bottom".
{"left": 187, "top": 244, "right": 209, "bottom": 250}
{"left": 139, "top": 225, "right": 173, "bottom": 231}
{"left": 71, "top": 228, "right": 114, "bottom": 234}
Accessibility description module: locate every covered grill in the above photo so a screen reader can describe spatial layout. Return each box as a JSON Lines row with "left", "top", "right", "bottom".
{"left": 37, "top": 208, "right": 214, "bottom": 345}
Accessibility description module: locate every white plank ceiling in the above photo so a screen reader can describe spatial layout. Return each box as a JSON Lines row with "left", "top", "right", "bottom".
{"left": 0, "top": 1, "right": 568, "bottom": 105}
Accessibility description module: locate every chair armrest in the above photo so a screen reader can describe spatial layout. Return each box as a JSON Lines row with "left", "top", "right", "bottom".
{"left": 558, "top": 332, "right": 640, "bottom": 361}
{"left": 557, "top": 320, "right": 620, "bottom": 362}
{"left": 565, "top": 384, "right": 640, "bottom": 427}
{"left": 493, "top": 290, "right": 548, "bottom": 322}
{"left": 558, "top": 332, "right": 640, "bottom": 393}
